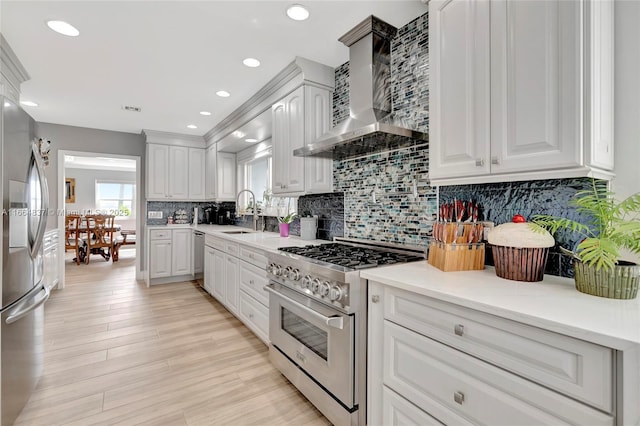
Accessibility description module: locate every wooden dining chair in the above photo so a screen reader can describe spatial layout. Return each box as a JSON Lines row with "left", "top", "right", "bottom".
{"left": 84, "top": 214, "right": 116, "bottom": 263}
{"left": 64, "top": 215, "right": 82, "bottom": 265}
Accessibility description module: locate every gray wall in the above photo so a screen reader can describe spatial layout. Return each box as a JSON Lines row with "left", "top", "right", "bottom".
{"left": 35, "top": 122, "right": 145, "bottom": 261}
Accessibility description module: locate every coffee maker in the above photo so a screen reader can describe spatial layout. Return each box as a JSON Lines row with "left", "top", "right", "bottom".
{"left": 204, "top": 205, "right": 218, "bottom": 224}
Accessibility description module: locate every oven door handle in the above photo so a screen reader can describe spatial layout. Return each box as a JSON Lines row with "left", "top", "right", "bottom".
{"left": 264, "top": 284, "right": 344, "bottom": 330}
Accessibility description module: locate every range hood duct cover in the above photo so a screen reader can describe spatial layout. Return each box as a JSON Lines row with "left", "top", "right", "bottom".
{"left": 294, "top": 15, "right": 427, "bottom": 160}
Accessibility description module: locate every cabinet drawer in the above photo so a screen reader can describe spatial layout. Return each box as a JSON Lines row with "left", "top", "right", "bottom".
{"left": 149, "top": 229, "right": 171, "bottom": 240}
{"left": 225, "top": 241, "right": 239, "bottom": 257}
{"left": 205, "top": 235, "right": 224, "bottom": 251}
{"left": 239, "top": 292, "right": 269, "bottom": 344}
{"left": 239, "top": 245, "right": 267, "bottom": 268}
{"left": 239, "top": 261, "right": 269, "bottom": 307}
{"left": 383, "top": 286, "right": 613, "bottom": 411}
{"left": 382, "top": 386, "right": 448, "bottom": 426}
{"left": 384, "top": 321, "right": 613, "bottom": 426}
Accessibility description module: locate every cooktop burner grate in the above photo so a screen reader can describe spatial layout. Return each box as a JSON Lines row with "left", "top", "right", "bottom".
{"left": 278, "top": 243, "right": 423, "bottom": 270}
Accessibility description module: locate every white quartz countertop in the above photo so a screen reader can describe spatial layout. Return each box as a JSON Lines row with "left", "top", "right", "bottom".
{"left": 147, "top": 224, "right": 327, "bottom": 253}
{"left": 361, "top": 262, "right": 640, "bottom": 350}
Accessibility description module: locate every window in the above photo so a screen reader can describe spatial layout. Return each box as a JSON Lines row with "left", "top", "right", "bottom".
{"left": 95, "top": 180, "right": 135, "bottom": 217}
{"left": 237, "top": 141, "right": 272, "bottom": 212}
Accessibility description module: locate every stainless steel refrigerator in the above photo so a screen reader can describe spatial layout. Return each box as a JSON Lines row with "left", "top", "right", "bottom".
{"left": 0, "top": 96, "right": 50, "bottom": 425}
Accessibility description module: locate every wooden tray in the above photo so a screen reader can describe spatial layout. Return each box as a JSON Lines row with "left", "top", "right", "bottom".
{"left": 428, "top": 241, "right": 485, "bottom": 272}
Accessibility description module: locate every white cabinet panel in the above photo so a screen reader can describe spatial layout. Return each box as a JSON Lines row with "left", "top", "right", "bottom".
{"left": 146, "top": 144, "right": 169, "bottom": 199}
{"left": 168, "top": 146, "right": 189, "bottom": 199}
{"left": 273, "top": 86, "right": 305, "bottom": 194}
{"left": 212, "top": 248, "right": 225, "bottom": 302}
{"left": 216, "top": 151, "right": 237, "bottom": 201}
{"left": 382, "top": 386, "right": 448, "bottom": 426}
{"left": 224, "top": 254, "right": 239, "bottom": 315}
{"left": 205, "top": 145, "right": 217, "bottom": 200}
{"left": 188, "top": 148, "right": 205, "bottom": 200}
{"left": 239, "top": 261, "right": 269, "bottom": 307}
{"left": 239, "top": 291, "right": 269, "bottom": 345}
{"left": 171, "top": 229, "right": 192, "bottom": 276}
{"left": 149, "top": 239, "right": 172, "bottom": 279}
{"left": 304, "top": 85, "right": 333, "bottom": 193}
{"left": 204, "top": 246, "right": 215, "bottom": 295}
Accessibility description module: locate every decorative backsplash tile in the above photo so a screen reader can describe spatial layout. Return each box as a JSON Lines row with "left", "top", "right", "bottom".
{"left": 332, "top": 62, "right": 350, "bottom": 127}
{"left": 146, "top": 201, "right": 235, "bottom": 226}
{"left": 334, "top": 143, "right": 436, "bottom": 247}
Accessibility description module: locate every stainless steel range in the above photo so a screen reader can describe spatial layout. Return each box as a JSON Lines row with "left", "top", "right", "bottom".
{"left": 265, "top": 237, "right": 424, "bottom": 426}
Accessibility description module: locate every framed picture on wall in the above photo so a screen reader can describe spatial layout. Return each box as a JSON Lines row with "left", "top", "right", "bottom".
{"left": 65, "top": 178, "right": 76, "bottom": 203}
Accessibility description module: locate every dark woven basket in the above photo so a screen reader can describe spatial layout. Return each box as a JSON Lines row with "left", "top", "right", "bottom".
{"left": 491, "top": 245, "right": 550, "bottom": 282}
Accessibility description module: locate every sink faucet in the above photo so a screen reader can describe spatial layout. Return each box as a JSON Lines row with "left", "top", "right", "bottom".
{"left": 236, "top": 189, "right": 258, "bottom": 231}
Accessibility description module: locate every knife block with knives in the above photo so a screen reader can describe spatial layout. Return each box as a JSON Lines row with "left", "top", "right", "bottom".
{"left": 428, "top": 199, "right": 485, "bottom": 272}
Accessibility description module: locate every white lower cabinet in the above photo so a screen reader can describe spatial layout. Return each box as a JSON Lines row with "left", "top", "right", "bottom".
{"left": 203, "top": 236, "right": 268, "bottom": 344}
{"left": 147, "top": 228, "right": 192, "bottom": 283}
{"left": 369, "top": 282, "right": 615, "bottom": 426}
{"left": 43, "top": 230, "right": 60, "bottom": 290}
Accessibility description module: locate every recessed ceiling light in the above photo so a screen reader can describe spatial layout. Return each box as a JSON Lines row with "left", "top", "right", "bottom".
{"left": 20, "top": 101, "right": 39, "bottom": 107}
{"left": 46, "top": 20, "right": 80, "bottom": 37}
{"left": 187, "top": 124, "right": 198, "bottom": 129}
{"left": 243, "top": 58, "right": 261, "bottom": 68}
{"left": 245, "top": 138, "right": 258, "bottom": 143}
{"left": 199, "top": 111, "right": 212, "bottom": 116}
{"left": 216, "top": 90, "right": 230, "bottom": 98}
{"left": 232, "top": 131, "right": 246, "bottom": 138}
{"left": 3, "top": 102, "right": 10, "bottom": 107}
{"left": 286, "top": 4, "right": 309, "bottom": 21}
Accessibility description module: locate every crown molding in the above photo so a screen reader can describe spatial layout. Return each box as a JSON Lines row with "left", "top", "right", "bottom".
{"left": 1, "top": 33, "right": 30, "bottom": 102}
{"left": 142, "top": 129, "right": 206, "bottom": 148}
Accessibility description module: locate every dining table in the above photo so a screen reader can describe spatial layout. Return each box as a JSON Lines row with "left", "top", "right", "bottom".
{"left": 68, "top": 223, "right": 122, "bottom": 263}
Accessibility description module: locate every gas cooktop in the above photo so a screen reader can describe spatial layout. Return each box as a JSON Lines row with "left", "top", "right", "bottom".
{"left": 278, "top": 242, "right": 424, "bottom": 270}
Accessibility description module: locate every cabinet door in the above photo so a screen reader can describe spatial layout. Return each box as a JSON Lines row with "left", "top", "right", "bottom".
{"left": 212, "top": 249, "right": 225, "bottom": 302}
{"left": 204, "top": 246, "right": 215, "bottom": 295}
{"left": 224, "top": 254, "right": 239, "bottom": 315}
{"left": 304, "top": 85, "right": 333, "bottom": 193}
{"left": 50, "top": 245, "right": 60, "bottom": 289}
{"left": 429, "top": 0, "right": 491, "bottom": 180}
{"left": 490, "top": 0, "right": 581, "bottom": 173}
{"left": 273, "top": 86, "right": 305, "bottom": 194}
{"left": 168, "top": 146, "right": 189, "bottom": 199}
{"left": 171, "top": 229, "right": 192, "bottom": 276}
{"left": 205, "top": 145, "right": 217, "bottom": 200}
{"left": 146, "top": 144, "right": 169, "bottom": 199}
{"left": 188, "top": 148, "right": 206, "bottom": 200}
{"left": 149, "top": 239, "right": 172, "bottom": 278}
{"left": 216, "top": 151, "right": 237, "bottom": 201}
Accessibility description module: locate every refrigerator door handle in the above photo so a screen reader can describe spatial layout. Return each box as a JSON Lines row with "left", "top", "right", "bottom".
{"left": 29, "top": 140, "right": 50, "bottom": 259}
{"left": 5, "top": 285, "right": 50, "bottom": 325}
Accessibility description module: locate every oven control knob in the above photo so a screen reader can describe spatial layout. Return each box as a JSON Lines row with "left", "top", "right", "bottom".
{"left": 311, "top": 278, "right": 321, "bottom": 294}
{"left": 270, "top": 264, "right": 283, "bottom": 277}
{"left": 284, "top": 266, "right": 293, "bottom": 279}
{"left": 301, "top": 275, "right": 313, "bottom": 290}
{"left": 329, "top": 285, "right": 343, "bottom": 301}
{"left": 289, "top": 268, "right": 301, "bottom": 281}
{"left": 318, "top": 281, "right": 331, "bottom": 297}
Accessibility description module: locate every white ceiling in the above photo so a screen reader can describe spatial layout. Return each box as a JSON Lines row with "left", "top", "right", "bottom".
{"left": 65, "top": 155, "right": 137, "bottom": 172}
{"left": 2, "top": 1, "right": 427, "bottom": 137}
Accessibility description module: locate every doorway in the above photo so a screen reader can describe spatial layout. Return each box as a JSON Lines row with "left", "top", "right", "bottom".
{"left": 57, "top": 150, "right": 142, "bottom": 288}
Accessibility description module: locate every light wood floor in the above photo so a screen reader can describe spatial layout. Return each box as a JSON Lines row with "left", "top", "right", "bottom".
{"left": 15, "top": 249, "right": 330, "bottom": 426}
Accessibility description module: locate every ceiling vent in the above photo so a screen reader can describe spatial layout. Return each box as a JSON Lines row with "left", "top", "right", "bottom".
{"left": 122, "top": 105, "right": 142, "bottom": 112}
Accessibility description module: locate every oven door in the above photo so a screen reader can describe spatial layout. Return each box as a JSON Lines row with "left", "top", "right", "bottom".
{"left": 265, "top": 282, "right": 355, "bottom": 407}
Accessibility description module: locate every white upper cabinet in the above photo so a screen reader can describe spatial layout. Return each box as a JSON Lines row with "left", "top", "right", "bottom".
{"left": 146, "top": 143, "right": 170, "bottom": 199}
{"left": 168, "top": 146, "right": 189, "bottom": 199}
{"left": 188, "top": 148, "right": 206, "bottom": 200}
{"left": 273, "top": 84, "right": 333, "bottom": 195}
{"left": 429, "top": 0, "right": 614, "bottom": 185}
{"left": 273, "top": 86, "right": 306, "bottom": 194}
{"left": 216, "top": 151, "right": 237, "bottom": 201}
{"left": 205, "top": 145, "right": 217, "bottom": 200}
{"left": 144, "top": 131, "right": 207, "bottom": 200}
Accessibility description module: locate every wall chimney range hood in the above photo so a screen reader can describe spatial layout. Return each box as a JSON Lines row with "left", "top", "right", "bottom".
{"left": 293, "top": 15, "right": 427, "bottom": 160}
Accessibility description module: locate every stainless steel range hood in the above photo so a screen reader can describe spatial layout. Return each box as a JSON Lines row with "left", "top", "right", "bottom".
{"left": 293, "top": 15, "right": 427, "bottom": 160}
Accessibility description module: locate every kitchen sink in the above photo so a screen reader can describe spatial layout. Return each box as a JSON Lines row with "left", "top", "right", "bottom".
{"left": 222, "top": 230, "right": 253, "bottom": 234}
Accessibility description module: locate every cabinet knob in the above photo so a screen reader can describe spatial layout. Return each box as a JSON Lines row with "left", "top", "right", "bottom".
{"left": 371, "top": 295, "right": 380, "bottom": 303}
{"left": 249, "top": 279, "right": 254, "bottom": 285}
{"left": 475, "top": 158, "right": 484, "bottom": 167}
{"left": 491, "top": 156, "right": 500, "bottom": 165}
{"left": 454, "top": 324, "right": 464, "bottom": 336}
{"left": 454, "top": 391, "right": 465, "bottom": 405}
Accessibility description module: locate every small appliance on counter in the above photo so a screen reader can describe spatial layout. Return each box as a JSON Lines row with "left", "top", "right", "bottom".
{"left": 299, "top": 216, "right": 318, "bottom": 240}
{"left": 174, "top": 209, "right": 189, "bottom": 224}
{"left": 203, "top": 205, "right": 218, "bottom": 224}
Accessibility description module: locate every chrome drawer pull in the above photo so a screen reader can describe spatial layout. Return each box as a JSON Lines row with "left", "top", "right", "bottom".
{"left": 454, "top": 391, "right": 465, "bottom": 405}
{"left": 454, "top": 324, "right": 464, "bottom": 336}
{"left": 475, "top": 158, "right": 484, "bottom": 167}
{"left": 371, "top": 295, "right": 380, "bottom": 303}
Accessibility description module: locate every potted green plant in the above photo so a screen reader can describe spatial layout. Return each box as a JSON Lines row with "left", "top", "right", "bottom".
{"left": 278, "top": 212, "right": 297, "bottom": 237}
{"left": 532, "top": 180, "right": 640, "bottom": 299}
